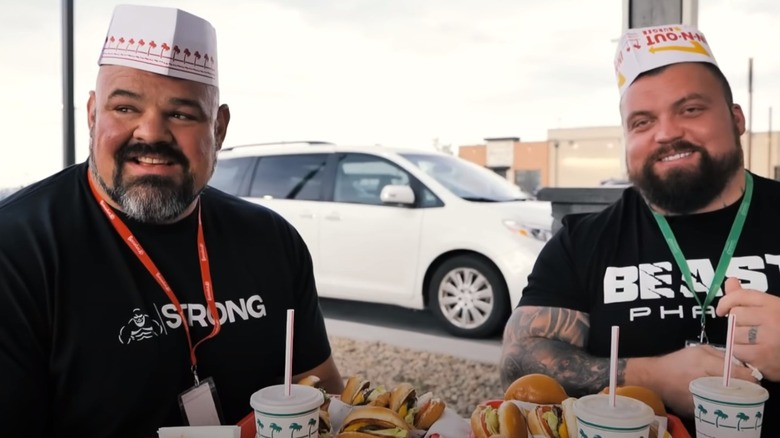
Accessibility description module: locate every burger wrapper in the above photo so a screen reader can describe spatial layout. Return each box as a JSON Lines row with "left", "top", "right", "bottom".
{"left": 327, "top": 396, "right": 469, "bottom": 438}
{"left": 422, "top": 407, "right": 471, "bottom": 438}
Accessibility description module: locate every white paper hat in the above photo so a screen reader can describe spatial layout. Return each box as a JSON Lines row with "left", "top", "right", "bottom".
{"left": 98, "top": 5, "right": 218, "bottom": 87}
{"left": 614, "top": 24, "right": 717, "bottom": 96}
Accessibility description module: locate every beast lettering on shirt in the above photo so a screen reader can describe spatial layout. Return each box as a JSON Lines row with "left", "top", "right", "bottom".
{"left": 603, "top": 254, "right": 780, "bottom": 321}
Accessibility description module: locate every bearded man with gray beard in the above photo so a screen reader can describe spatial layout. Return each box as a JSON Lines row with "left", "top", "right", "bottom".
{"left": 500, "top": 24, "right": 780, "bottom": 437}
{"left": 0, "top": 5, "right": 342, "bottom": 437}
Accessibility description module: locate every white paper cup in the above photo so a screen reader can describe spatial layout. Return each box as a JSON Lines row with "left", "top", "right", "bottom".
{"left": 689, "top": 376, "right": 769, "bottom": 438}
{"left": 250, "top": 384, "right": 324, "bottom": 438}
{"left": 574, "top": 394, "right": 655, "bottom": 438}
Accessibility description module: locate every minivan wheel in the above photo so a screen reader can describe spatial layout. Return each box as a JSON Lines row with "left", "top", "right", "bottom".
{"left": 428, "top": 255, "right": 509, "bottom": 338}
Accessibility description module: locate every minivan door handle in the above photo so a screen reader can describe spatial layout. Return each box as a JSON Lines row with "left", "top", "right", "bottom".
{"left": 324, "top": 212, "right": 341, "bottom": 221}
{"left": 300, "top": 211, "right": 316, "bottom": 219}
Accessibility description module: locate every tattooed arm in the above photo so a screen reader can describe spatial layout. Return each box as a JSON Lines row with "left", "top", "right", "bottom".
{"left": 499, "top": 305, "right": 626, "bottom": 397}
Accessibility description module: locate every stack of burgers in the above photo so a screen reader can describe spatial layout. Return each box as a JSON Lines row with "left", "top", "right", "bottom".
{"left": 325, "top": 375, "right": 448, "bottom": 437}
{"left": 470, "top": 374, "right": 669, "bottom": 438}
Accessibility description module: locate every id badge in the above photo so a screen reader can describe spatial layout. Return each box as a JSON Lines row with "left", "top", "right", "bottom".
{"left": 178, "top": 377, "right": 225, "bottom": 426}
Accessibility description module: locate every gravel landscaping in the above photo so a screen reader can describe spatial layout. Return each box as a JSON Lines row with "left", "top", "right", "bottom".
{"left": 329, "top": 336, "right": 505, "bottom": 418}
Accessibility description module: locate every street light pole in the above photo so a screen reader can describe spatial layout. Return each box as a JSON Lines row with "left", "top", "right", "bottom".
{"left": 62, "top": 0, "right": 75, "bottom": 168}
{"left": 747, "top": 58, "right": 753, "bottom": 171}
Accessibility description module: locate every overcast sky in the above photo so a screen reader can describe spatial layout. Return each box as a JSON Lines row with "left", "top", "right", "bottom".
{"left": 1, "top": 0, "right": 779, "bottom": 187}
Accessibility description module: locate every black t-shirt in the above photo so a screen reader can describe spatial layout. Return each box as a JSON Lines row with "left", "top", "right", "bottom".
{"left": 0, "top": 162, "right": 332, "bottom": 437}
{"left": 519, "top": 172, "right": 780, "bottom": 436}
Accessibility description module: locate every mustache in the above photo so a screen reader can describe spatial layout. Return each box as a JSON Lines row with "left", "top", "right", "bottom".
{"left": 115, "top": 142, "right": 189, "bottom": 167}
{"left": 648, "top": 140, "right": 706, "bottom": 162}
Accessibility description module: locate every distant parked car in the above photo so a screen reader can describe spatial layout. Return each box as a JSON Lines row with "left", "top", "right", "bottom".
{"left": 209, "top": 141, "right": 552, "bottom": 338}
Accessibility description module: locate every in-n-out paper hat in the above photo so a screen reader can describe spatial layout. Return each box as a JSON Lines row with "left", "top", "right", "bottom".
{"left": 614, "top": 24, "right": 717, "bottom": 95}
{"left": 98, "top": 5, "right": 218, "bottom": 87}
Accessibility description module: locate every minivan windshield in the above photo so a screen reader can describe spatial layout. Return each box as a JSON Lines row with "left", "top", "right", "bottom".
{"left": 401, "top": 153, "right": 532, "bottom": 202}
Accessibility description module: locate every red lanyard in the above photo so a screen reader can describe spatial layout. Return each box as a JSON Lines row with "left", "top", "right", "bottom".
{"left": 87, "top": 171, "right": 220, "bottom": 386}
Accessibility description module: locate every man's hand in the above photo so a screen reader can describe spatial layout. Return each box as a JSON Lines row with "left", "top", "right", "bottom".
{"left": 716, "top": 277, "right": 780, "bottom": 381}
{"left": 630, "top": 344, "right": 756, "bottom": 417}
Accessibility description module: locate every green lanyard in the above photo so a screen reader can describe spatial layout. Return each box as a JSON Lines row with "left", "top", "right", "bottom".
{"left": 651, "top": 171, "right": 753, "bottom": 344}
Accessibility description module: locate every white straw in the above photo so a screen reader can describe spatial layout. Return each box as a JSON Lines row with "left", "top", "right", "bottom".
{"left": 285, "top": 309, "right": 295, "bottom": 397}
{"left": 723, "top": 314, "right": 737, "bottom": 387}
{"left": 609, "top": 325, "right": 619, "bottom": 408}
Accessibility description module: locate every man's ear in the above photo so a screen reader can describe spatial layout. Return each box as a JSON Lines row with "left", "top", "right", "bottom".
{"left": 731, "top": 104, "right": 746, "bottom": 135}
{"left": 87, "top": 91, "right": 97, "bottom": 130}
{"left": 214, "top": 104, "right": 231, "bottom": 151}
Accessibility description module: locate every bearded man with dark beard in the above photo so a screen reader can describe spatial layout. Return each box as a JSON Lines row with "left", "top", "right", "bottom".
{"left": 0, "top": 5, "right": 342, "bottom": 437}
{"left": 501, "top": 23, "right": 780, "bottom": 438}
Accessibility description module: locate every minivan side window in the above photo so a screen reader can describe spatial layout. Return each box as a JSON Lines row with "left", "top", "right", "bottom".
{"left": 334, "top": 154, "right": 411, "bottom": 205}
{"left": 249, "top": 154, "right": 328, "bottom": 201}
{"left": 209, "top": 157, "right": 255, "bottom": 195}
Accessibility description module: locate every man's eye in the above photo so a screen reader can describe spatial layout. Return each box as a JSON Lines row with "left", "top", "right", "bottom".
{"left": 171, "top": 113, "right": 195, "bottom": 121}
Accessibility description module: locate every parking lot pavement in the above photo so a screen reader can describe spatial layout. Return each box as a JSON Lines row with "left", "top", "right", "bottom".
{"left": 324, "top": 318, "right": 503, "bottom": 365}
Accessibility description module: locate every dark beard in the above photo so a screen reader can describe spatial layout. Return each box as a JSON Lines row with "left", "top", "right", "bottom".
{"left": 630, "top": 139, "right": 743, "bottom": 215}
{"left": 90, "top": 141, "right": 198, "bottom": 224}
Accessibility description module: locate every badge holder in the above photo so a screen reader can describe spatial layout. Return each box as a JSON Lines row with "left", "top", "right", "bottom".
{"left": 178, "top": 376, "right": 225, "bottom": 426}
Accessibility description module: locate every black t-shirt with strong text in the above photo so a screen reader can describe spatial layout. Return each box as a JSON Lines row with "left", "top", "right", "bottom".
{"left": 0, "top": 162, "right": 332, "bottom": 437}
{"left": 520, "top": 172, "right": 780, "bottom": 437}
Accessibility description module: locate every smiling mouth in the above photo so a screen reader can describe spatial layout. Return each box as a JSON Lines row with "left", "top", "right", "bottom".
{"left": 130, "top": 156, "right": 177, "bottom": 166}
{"left": 659, "top": 151, "right": 694, "bottom": 162}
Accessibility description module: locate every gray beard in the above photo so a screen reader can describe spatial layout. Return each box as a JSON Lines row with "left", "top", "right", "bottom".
{"left": 89, "top": 154, "right": 198, "bottom": 224}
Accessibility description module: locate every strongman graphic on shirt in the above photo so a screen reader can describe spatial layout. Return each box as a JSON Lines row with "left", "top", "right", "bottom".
{"left": 119, "top": 308, "right": 164, "bottom": 344}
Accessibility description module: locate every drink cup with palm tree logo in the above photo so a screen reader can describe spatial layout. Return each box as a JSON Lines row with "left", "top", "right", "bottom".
{"left": 574, "top": 394, "right": 655, "bottom": 438}
{"left": 689, "top": 376, "right": 768, "bottom": 438}
{"left": 250, "top": 384, "right": 323, "bottom": 438}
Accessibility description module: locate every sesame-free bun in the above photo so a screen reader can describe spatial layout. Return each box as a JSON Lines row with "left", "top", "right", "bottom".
{"left": 341, "top": 375, "right": 370, "bottom": 405}
{"left": 414, "top": 396, "right": 446, "bottom": 430}
{"left": 340, "top": 406, "right": 411, "bottom": 433}
{"left": 600, "top": 385, "right": 666, "bottom": 416}
{"left": 503, "top": 374, "right": 568, "bottom": 404}
{"left": 389, "top": 382, "right": 416, "bottom": 412}
{"left": 470, "top": 401, "right": 528, "bottom": 438}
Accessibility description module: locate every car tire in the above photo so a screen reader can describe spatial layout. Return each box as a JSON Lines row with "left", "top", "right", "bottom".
{"left": 428, "top": 255, "right": 509, "bottom": 338}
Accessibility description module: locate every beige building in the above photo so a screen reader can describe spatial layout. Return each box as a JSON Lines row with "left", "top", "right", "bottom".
{"left": 459, "top": 127, "right": 780, "bottom": 190}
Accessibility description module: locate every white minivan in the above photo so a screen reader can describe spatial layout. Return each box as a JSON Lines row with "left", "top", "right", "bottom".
{"left": 209, "top": 141, "right": 552, "bottom": 338}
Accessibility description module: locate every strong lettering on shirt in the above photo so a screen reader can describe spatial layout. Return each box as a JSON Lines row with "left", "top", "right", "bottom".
{"left": 159, "top": 294, "right": 267, "bottom": 329}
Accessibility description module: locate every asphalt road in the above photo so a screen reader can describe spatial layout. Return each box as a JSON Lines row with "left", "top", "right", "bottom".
{"left": 319, "top": 297, "right": 503, "bottom": 364}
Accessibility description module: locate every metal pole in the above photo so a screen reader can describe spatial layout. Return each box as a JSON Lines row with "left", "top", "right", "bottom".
{"left": 770, "top": 107, "right": 774, "bottom": 179}
{"left": 747, "top": 58, "right": 753, "bottom": 171}
{"left": 62, "top": 0, "right": 76, "bottom": 168}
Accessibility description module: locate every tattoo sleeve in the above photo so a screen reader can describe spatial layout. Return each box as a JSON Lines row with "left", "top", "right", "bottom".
{"left": 499, "top": 306, "right": 626, "bottom": 397}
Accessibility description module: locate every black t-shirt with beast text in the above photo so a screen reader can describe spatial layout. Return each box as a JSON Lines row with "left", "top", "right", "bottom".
{"left": 520, "top": 172, "right": 780, "bottom": 437}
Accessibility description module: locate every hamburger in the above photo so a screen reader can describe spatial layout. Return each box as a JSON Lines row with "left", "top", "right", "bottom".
{"left": 504, "top": 374, "right": 570, "bottom": 438}
{"left": 338, "top": 406, "right": 411, "bottom": 438}
{"left": 600, "top": 386, "right": 667, "bottom": 438}
{"left": 389, "top": 383, "right": 416, "bottom": 423}
{"left": 299, "top": 374, "right": 332, "bottom": 411}
{"left": 412, "top": 392, "right": 446, "bottom": 430}
{"left": 470, "top": 400, "right": 528, "bottom": 438}
{"left": 503, "top": 374, "right": 568, "bottom": 404}
{"left": 341, "top": 376, "right": 390, "bottom": 407}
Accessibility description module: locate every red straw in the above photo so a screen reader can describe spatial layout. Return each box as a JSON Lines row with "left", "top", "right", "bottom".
{"left": 285, "top": 309, "right": 295, "bottom": 397}
{"left": 609, "top": 325, "right": 619, "bottom": 408}
{"left": 723, "top": 314, "right": 737, "bottom": 387}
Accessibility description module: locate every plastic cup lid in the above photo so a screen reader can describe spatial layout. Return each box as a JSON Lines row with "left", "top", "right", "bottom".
{"left": 575, "top": 394, "right": 655, "bottom": 429}
{"left": 690, "top": 377, "right": 769, "bottom": 404}
{"left": 250, "top": 384, "right": 324, "bottom": 415}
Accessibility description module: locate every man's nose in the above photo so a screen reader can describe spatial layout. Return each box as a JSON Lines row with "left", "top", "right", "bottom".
{"left": 654, "top": 115, "right": 685, "bottom": 145}
{"left": 133, "top": 111, "right": 173, "bottom": 145}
